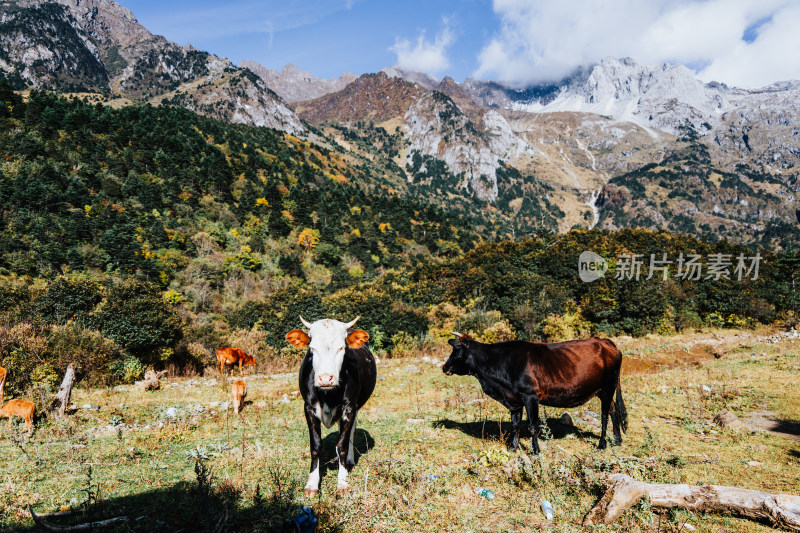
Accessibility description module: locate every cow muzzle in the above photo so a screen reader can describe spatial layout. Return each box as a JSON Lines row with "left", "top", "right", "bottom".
{"left": 316, "top": 373, "right": 336, "bottom": 389}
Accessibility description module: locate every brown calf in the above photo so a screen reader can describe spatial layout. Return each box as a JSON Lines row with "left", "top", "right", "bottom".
{"left": 231, "top": 380, "right": 247, "bottom": 414}
{"left": 216, "top": 347, "right": 256, "bottom": 376}
{"left": 0, "top": 399, "right": 35, "bottom": 434}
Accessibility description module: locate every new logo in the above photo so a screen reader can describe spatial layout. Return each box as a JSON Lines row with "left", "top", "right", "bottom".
{"left": 578, "top": 251, "right": 607, "bottom": 282}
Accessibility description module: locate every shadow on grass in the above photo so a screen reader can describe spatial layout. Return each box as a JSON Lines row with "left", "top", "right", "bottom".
{"left": 316, "top": 428, "right": 375, "bottom": 483}
{"left": 4, "top": 430, "right": 374, "bottom": 533}
{"left": 433, "top": 416, "right": 595, "bottom": 444}
{"left": 769, "top": 418, "right": 800, "bottom": 440}
{"left": 9, "top": 481, "right": 299, "bottom": 532}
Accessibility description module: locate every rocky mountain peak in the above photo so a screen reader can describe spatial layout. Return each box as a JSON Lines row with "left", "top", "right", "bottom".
{"left": 242, "top": 61, "right": 358, "bottom": 103}
{"left": 381, "top": 65, "right": 438, "bottom": 89}
{"left": 294, "top": 71, "right": 425, "bottom": 123}
{"left": 20, "top": 0, "right": 151, "bottom": 48}
{"left": 1, "top": 0, "right": 304, "bottom": 133}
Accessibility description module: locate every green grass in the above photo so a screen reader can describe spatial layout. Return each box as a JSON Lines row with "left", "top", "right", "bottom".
{"left": 2, "top": 329, "right": 799, "bottom": 531}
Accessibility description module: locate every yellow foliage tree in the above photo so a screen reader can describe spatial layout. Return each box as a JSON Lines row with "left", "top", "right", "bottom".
{"left": 297, "top": 228, "right": 320, "bottom": 252}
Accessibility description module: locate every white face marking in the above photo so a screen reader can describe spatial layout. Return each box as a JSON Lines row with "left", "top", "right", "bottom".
{"left": 307, "top": 319, "right": 351, "bottom": 389}
{"left": 306, "top": 464, "right": 320, "bottom": 492}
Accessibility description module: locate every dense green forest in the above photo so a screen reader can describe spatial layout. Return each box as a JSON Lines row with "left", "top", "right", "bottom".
{"left": 1, "top": 80, "right": 798, "bottom": 398}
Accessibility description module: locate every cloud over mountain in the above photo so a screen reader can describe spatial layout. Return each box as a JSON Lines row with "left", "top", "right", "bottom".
{"left": 475, "top": 0, "right": 800, "bottom": 88}
{"left": 390, "top": 18, "right": 454, "bottom": 78}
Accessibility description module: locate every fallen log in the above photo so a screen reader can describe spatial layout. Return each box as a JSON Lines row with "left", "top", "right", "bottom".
{"left": 29, "top": 506, "right": 128, "bottom": 531}
{"left": 584, "top": 473, "right": 800, "bottom": 531}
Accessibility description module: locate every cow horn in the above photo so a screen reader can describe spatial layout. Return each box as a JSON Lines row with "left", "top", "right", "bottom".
{"left": 344, "top": 316, "right": 360, "bottom": 329}
{"left": 451, "top": 331, "right": 464, "bottom": 338}
{"left": 299, "top": 315, "right": 313, "bottom": 329}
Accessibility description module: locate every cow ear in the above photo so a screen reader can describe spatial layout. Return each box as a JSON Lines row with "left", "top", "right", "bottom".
{"left": 286, "top": 329, "right": 310, "bottom": 348}
{"left": 346, "top": 329, "right": 369, "bottom": 348}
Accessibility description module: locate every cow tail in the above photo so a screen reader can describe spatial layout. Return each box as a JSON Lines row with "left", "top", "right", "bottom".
{"left": 613, "top": 378, "right": 628, "bottom": 433}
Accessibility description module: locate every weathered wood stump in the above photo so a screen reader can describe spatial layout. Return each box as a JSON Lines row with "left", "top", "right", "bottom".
{"left": 54, "top": 364, "right": 76, "bottom": 418}
{"left": 136, "top": 369, "right": 167, "bottom": 391}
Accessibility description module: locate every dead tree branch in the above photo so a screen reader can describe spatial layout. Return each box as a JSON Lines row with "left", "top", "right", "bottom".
{"left": 584, "top": 473, "right": 800, "bottom": 531}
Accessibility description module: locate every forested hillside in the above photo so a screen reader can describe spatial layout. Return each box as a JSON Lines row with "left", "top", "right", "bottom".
{"left": 0, "top": 80, "right": 798, "bottom": 398}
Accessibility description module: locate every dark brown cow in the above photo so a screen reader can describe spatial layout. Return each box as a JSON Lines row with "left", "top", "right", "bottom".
{"left": 443, "top": 333, "right": 627, "bottom": 454}
{"left": 216, "top": 347, "right": 256, "bottom": 376}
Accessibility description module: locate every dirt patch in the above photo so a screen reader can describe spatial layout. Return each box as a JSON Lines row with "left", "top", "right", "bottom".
{"left": 623, "top": 349, "right": 713, "bottom": 375}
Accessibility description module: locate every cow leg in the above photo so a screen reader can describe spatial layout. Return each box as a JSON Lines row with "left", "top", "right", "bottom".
{"left": 524, "top": 397, "right": 541, "bottom": 455}
{"left": 598, "top": 391, "right": 611, "bottom": 450}
{"left": 303, "top": 404, "right": 322, "bottom": 498}
{"left": 507, "top": 408, "right": 522, "bottom": 452}
{"left": 336, "top": 408, "right": 356, "bottom": 494}
{"left": 346, "top": 412, "right": 357, "bottom": 471}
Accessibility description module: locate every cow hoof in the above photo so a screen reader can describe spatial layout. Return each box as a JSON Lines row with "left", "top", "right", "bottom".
{"left": 597, "top": 439, "right": 607, "bottom": 450}
{"left": 346, "top": 461, "right": 355, "bottom": 472}
{"left": 303, "top": 488, "right": 318, "bottom": 498}
{"left": 336, "top": 485, "right": 349, "bottom": 497}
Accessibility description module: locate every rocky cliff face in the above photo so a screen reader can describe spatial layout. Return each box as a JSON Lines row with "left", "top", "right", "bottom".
{"left": 403, "top": 91, "right": 533, "bottom": 201}
{"left": 1, "top": 0, "right": 303, "bottom": 133}
{"left": 0, "top": 2, "right": 109, "bottom": 90}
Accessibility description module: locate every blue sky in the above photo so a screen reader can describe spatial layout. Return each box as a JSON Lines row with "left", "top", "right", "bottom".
{"left": 119, "top": 0, "right": 800, "bottom": 88}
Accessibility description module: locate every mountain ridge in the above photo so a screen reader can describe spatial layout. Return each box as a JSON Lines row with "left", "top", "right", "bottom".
{"left": 1, "top": 1, "right": 798, "bottom": 247}
{"left": 1, "top": 0, "right": 304, "bottom": 133}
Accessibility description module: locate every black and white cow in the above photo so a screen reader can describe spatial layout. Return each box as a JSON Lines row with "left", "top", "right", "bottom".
{"left": 286, "top": 316, "right": 376, "bottom": 497}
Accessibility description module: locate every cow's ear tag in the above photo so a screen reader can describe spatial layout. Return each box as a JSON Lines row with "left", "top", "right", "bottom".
{"left": 346, "top": 329, "right": 369, "bottom": 348}
{"left": 286, "top": 329, "right": 310, "bottom": 348}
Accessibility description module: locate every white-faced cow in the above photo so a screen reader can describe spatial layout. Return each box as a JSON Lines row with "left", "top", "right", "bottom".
{"left": 443, "top": 333, "right": 627, "bottom": 454}
{"left": 286, "top": 316, "right": 376, "bottom": 497}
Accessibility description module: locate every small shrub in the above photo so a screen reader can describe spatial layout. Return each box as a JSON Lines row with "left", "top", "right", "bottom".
{"left": 426, "top": 301, "right": 462, "bottom": 339}
{"left": 114, "top": 356, "right": 145, "bottom": 383}
{"left": 480, "top": 319, "right": 516, "bottom": 343}
{"left": 34, "top": 275, "right": 104, "bottom": 324}
{"left": 542, "top": 310, "right": 591, "bottom": 342}
{"left": 91, "top": 279, "right": 182, "bottom": 364}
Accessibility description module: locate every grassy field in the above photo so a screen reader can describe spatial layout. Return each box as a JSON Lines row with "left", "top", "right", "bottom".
{"left": 1, "top": 327, "right": 799, "bottom": 532}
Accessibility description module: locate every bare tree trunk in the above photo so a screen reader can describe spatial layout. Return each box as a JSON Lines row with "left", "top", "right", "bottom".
{"left": 584, "top": 474, "right": 800, "bottom": 531}
{"left": 54, "top": 364, "right": 76, "bottom": 418}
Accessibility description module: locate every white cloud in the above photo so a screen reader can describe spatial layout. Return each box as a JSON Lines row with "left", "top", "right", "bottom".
{"left": 391, "top": 19, "right": 454, "bottom": 77}
{"left": 476, "top": 0, "right": 799, "bottom": 88}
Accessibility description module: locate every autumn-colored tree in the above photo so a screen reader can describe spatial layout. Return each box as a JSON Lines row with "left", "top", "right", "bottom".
{"left": 297, "top": 228, "right": 320, "bottom": 253}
